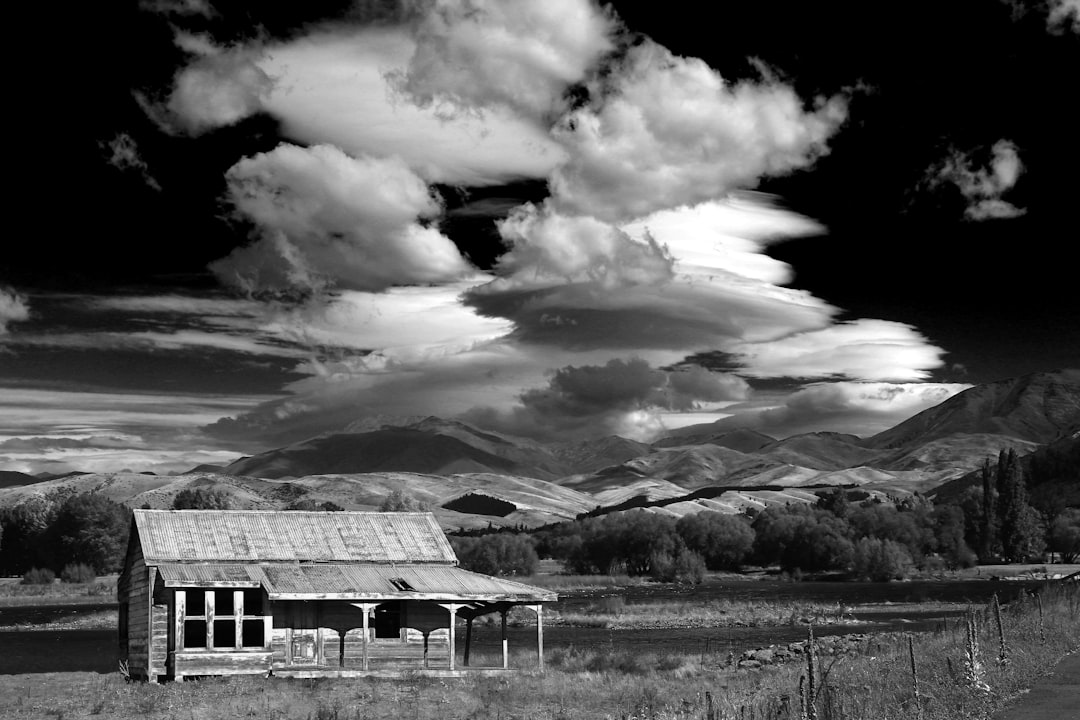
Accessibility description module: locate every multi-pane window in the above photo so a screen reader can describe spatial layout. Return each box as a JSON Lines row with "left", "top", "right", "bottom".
{"left": 179, "top": 589, "right": 267, "bottom": 650}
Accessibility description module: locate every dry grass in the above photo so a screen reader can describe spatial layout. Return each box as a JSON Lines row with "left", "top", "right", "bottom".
{"left": 0, "top": 577, "right": 116, "bottom": 606}
{"left": 551, "top": 596, "right": 861, "bottom": 630}
{"left": 0, "top": 583, "right": 1076, "bottom": 720}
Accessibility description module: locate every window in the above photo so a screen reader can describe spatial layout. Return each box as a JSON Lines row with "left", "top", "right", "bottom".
{"left": 179, "top": 588, "right": 268, "bottom": 650}
{"left": 374, "top": 602, "right": 402, "bottom": 639}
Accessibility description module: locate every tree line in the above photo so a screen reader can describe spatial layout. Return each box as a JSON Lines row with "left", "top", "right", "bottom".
{"left": 450, "top": 448, "right": 1080, "bottom": 580}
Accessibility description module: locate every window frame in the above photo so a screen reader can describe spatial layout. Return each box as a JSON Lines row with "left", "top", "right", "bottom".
{"left": 176, "top": 588, "right": 271, "bottom": 652}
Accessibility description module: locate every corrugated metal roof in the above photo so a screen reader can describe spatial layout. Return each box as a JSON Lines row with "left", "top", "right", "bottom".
{"left": 135, "top": 510, "right": 457, "bottom": 564}
{"left": 157, "top": 564, "right": 262, "bottom": 587}
{"left": 156, "top": 563, "right": 556, "bottom": 602}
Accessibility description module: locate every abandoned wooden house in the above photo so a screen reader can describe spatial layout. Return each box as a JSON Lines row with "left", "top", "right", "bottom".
{"left": 117, "top": 509, "right": 556, "bottom": 681}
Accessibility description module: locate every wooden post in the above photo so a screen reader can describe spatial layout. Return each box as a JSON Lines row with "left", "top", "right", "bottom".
{"left": 536, "top": 605, "right": 544, "bottom": 672}
{"left": 464, "top": 617, "right": 473, "bottom": 667}
{"left": 234, "top": 590, "right": 243, "bottom": 650}
{"left": 438, "top": 604, "right": 462, "bottom": 671}
{"left": 447, "top": 606, "right": 457, "bottom": 670}
{"left": 350, "top": 603, "right": 378, "bottom": 671}
{"left": 361, "top": 606, "right": 370, "bottom": 671}
{"left": 501, "top": 608, "right": 509, "bottom": 670}
{"left": 174, "top": 589, "right": 186, "bottom": 679}
{"left": 525, "top": 604, "right": 544, "bottom": 672}
{"left": 147, "top": 567, "right": 157, "bottom": 682}
{"left": 205, "top": 590, "right": 215, "bottom": 649}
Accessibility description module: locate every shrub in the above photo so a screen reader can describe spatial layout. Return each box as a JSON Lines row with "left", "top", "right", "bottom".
{"left": 379, "top": 490, "right": 429, "bottom": 512}
{"left": 451, "top": 533, "right": 539, "bottom": 576}
{"left": 172, "top": 487, "right": 232, "bottom": 510}
{"left": 61, "top": 562, "right": 97, "bottom": 584}
{"left": 649, "top": 547, "right": 705, "bottom": 584}
{"left": 21, "top": 567, "right": 56, "bottom": 585}
{"left": 852, "top": 537, "right": 914, "bottom": 581}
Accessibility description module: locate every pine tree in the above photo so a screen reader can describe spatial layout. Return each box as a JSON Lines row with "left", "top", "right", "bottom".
{"left": 996, "top": 450, "right": 1044, "bottom": 562}
{"left": 979, "top": 458, "right": 997, "bottom": 560}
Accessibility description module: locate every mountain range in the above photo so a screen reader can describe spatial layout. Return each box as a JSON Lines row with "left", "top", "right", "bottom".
{"left": 1, "top": 369, "right": 1077, "bottom": 529}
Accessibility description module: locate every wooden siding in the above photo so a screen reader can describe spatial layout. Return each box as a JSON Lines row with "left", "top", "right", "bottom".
{"left": 123, "top": 542, "right": 151, "bottom": 679}
{"left": 150, "top": 576, "right": 168, "bottom": 677}
{"left": 175, "top": 651, "right": 272, "bottom": 677}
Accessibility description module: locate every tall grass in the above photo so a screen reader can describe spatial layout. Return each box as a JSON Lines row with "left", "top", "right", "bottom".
{"left": 0, "top": 582, "right": 1076, "bottom": 720}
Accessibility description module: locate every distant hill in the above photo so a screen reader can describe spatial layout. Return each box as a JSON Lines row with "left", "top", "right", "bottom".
{"left": 652, "top": 427, "right": 777, "bottom": 452}
{"left": 755, "top": 432, "right": 881, "bottom": 471}
{"left": 224, "top": 429, "right": 536, "bottom": 480}
{"left": 867, "top": 369, "right": 1080, "bottom": 450}
{"left": 0, "top": 470, "right": 44, "bottom": 489}
{"left": 5, "top": 370, "right": 1076, "bottom": 527}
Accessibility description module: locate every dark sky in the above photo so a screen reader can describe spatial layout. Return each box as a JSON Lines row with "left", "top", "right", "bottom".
{"left": 1, "top": 0, "right": 1077, "bottom": 473}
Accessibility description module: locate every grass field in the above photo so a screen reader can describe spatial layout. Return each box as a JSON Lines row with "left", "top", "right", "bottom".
{"left": 0, "top": 581, "right": 1077, "bottom": 719}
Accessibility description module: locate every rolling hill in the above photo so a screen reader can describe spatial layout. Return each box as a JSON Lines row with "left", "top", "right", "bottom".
{"left": 867, "top": 369, "right": 1080, "bottom": 449}
{"left": 2, "top": 369, "right": 1076, "bottom": 527}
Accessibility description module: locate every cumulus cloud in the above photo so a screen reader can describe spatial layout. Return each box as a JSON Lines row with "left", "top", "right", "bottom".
{"left": 164, "top": 35, "right": 275, "bottom": 134}
{"left": 391, "top": 0, "right": 616, "bottom": 120}
{"left": 728, "top": 319, "right": 948, "bottom": 382}
{"left": 260, "top": 28, "right": 566, "bottom": 185}
{"left": 492, "top": 201, "right": 674, "bottom": 288}
{"left": 928, "top": 139, "right": 1026, "bottom": 220}
{"left": 211, "top": 144, "right": 476, "bottom": 293}
{"left": 0, "top": 287, "right": 30, "bottom": 334}
{"left": 462, "top": 357, "right": 750, "bottom": 441}
{"left": 1048, "top": 0, "right": 1080, "bottom": 33}
{"left": 707, "top": 381, "right": 971, "bottom": 439}
{"left": 548, "top": 41, "right": 848, "bottom": 222}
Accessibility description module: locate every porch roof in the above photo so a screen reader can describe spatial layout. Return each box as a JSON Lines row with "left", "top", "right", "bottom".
{"left": 157, "top": 562, "right": 556, "bottom": 602}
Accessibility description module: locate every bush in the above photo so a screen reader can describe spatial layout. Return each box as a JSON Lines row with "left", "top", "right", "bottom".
{"left": 60, "top": 563, "right": 97, "bottom": 584}
{"left": 851, "top": 537, "right": 914, "bottom": 581}
{"left": 379, "top": 490, "right": 429, "bottom": 512}
{"left": 21, "top": 567, "right": 56, "bottom": 585}
{"left": 649, "top": 547, "right": 705, "bottom": 584}
{"left": 675, "top": 512, "right": 754, "bottom": 570}
{"left": 451, "top": 533, "right": 539, "bottom": 576}
{"left": 172, "top": 487, "right": 232, "bottom": 510}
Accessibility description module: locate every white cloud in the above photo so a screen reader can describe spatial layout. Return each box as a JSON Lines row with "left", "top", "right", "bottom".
{"left": 259, "top": 284, "right": 514, "bottom": 362}
{"left": 728, "top": 319, "right": 948, "bottom": 381}
{"left": 548, "top": 41, "right": 848, "bottom": 222}
{"left": 623, "top": 194, "right": 822, "bottom": 284}
{"left": 1048, "top": 0, "right": 1080, "bottom": 33}
{"left": 930, "top": 139, "right": 1026, "bottom": 221}
{"left": 0, "top": 287, "right": 30, "bottom": 334}
{"left": 465, "top": 196, "right": 839, "bottom": 354}
{"left": 212, "top": 144, "right": 476, "bottom": 293}
{"left": 708, "top": 381, "right": 972, "bottom": 439}
{"left": 492, "top": 201, "right": 674, "bottom": 288}
{"left": 166, "top": 38, "right": 274, "bottom": 134}
{"left": 140, "top": 0, "right": 215, "bottom": 17}
{"left": 391, "top": 0, "right": 616, "bottom": 120}
{"left": 103, "top": 133, "right": 162, "bottom": 191}
{"left": 260, "top": 28, "right": 566, "bottom": 185}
